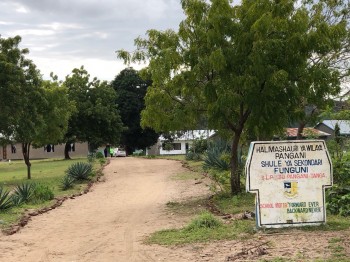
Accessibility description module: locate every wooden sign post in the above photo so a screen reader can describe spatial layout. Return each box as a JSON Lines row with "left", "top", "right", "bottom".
{"left": 245, "top": 140, "right": 332, "bottom": 228}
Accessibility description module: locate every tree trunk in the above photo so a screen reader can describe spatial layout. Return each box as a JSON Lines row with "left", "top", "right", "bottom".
{"left": 64, "top": 142, "right": 71, "bottom": 159}
{"left": 230, "top": 131, "right": 242, "bottom": 195}
{"left": 22, "top": 143, "right": 32, "bottom": 179}
{"left": 297, "top": 122, "right": 306, "bottom": 140}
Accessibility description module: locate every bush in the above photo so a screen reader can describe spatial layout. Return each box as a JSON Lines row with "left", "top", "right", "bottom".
{"left": 327, "top": 186, "right": 350, "bottom": 216}
{"left": 95, "top": 152, "right": 105, "bottom": 159}
{"left": 0, "top": 187, "right": 13, "bottom": 210}
{"left": 186, "top": 151, "right": 202, "bottom": 161}
{"left": 87, "top": 153, "right": 96, "bottom": 163}
{"left": 190, "top": 138, "right": 208, "bottom": 154}
{"left": 98, "top": 158, "right": 107, "bottom": 166}
{"left": 33, "top": 184, "right": 54, "bottom": 202}
{"left": 66, "top": 162, "right": 93, "bottom": 180}
{"left": 207, "top": 170, "right": 231, "bottom": 193}
{"left": 186, "top": 211, "right": 222, "bottom": 231}
{"left": 60, "top": 175, "right": 75, "bottom": 190}
{"left": 12, "top": 183, "right": 36, "bottom": 205}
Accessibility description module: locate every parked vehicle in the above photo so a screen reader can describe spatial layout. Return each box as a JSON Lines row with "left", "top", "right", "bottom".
{"left": 113, "top": 147, "right": 127, "bottom": 157}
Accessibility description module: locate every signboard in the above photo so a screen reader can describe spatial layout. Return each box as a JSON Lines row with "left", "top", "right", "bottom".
{"left": 245, "top": 140, "right": 332, "bottom": 228}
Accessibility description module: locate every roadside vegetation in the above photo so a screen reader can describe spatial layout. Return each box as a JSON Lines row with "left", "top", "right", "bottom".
{"left": 146, "top": 137, "right": 350, "bottom": 250}
{"left": 0, "top": 156, "right": 102, "bottom": 231}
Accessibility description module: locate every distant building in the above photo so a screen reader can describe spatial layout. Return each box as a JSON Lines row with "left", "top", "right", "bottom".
{"left": 284, "top": 128, "right": 331, "bottom": 140}
{"left": 315, "top": 120, "right": 350, "bottom": 140}
{"left": 0, "top": 142, "right": 89, "bottom": 161}
{"left": 146, "top": 130, "right": 215, "bottom": 156}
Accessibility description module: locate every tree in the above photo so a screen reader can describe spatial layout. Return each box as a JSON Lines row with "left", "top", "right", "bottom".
{"left": 64, "top": 67, "right": 124, "bottom": 158}
{"left": 293, "top": 0, "right": 350, "bottom": 138}
{"left": 0, "top": 35, "right": 28, "bottom": 136}
{"left": 0, "top": 35, "right": 73, "bottom": 179}
{"left": 118, "top": 0, "right": 349, "bottom": 194}
{"left": 111, "top": 68, "right": 158, "bottom": 154}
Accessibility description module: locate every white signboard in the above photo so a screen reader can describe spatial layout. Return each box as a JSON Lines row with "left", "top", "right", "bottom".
{"left": 246, "top": 140, "right": 332, "bottom": 228}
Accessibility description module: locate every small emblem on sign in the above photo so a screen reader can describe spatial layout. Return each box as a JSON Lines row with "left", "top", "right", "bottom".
{"left": 284, "top": 181, "right": 298, "bottom": 198}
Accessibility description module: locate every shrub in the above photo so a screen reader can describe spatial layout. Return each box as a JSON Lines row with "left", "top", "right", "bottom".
{"left": 60, "top": 175, "right": 75, "bottom": 190}
{"left": 190, "top": 138, "right": 208, "bottom": 154}
{"left": 0, "top": 187, "right": 13, "bottom": 210}
{"left": 33, "top": 184, "right": 54, "bottom": 202}
{"left": 98, "top": 158, "right": 107, "bottom": 166}
{"left": 87, "top": 153, "right": 96, "bottom": 163}
{"left": 12, "top": 183, "right": 36, "bottom": 205}
{"left": 186, "top": 211, "right": 222, "bottom": 231}
{"left": 95, "top": 152, "right": 105, "bottom": 159}
{"left": 186, "top": 151, "right": 202, "bottom": 161}
{"left": 207, "top": 170, "right": 231, "bottom": 193}
{"left": 203, "top": 148, "right": 230, "bottom": 170}
{"left": 327, "top": 186, "right": 350, "bottom": 216}
{"left": 66, "top": 162, "right": 93, "bottom": 180}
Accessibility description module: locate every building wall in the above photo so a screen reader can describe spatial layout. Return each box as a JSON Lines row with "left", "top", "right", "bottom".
{"left": 0, "top": 142, "right": 89, "bottom": 160}
{"left": 159, "top": 141, "right": 190, "bottom": 155}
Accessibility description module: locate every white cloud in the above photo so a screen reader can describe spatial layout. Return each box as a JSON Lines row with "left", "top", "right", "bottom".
{"left": 1, "top": 0, "right": 184, "bottom": 81}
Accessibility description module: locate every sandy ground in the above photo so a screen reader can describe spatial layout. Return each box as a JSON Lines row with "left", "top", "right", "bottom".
{"left": 0, "top": 157, "right": 349, "bottom": 261}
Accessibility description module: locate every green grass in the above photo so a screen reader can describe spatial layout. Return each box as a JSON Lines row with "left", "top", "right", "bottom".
{"left": 171, "top": 171, "right": 203, "bottom": 181}
{"left": 146, "top": 212, "right": 255, "bottom": 245}
{"left": 155, "top": 155, "right": 186, "bottom": 161}
{"left": 213, "top": 192, "right": 255, "bottom": 214}
{"left": 0, "top": 158, "right": 88, "bottom": 195}
{"left": 0, "top": 158, "right": 98, "bottom": 229}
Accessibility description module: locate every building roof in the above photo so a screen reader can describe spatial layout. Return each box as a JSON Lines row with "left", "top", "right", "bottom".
{"left": 159, "top": 130, "right": 215, "bottom": 141}
{"left": 319, "top": 120, "right": 350, "bottom": 135}
{"left": 286, "top": 128, "right": 331, "bottom": 138}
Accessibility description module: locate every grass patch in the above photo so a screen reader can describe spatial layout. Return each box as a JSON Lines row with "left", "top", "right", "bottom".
{"left": 154, "top": 155, "right": 186, "bottom": 161}
{"left": 146, "top": 212, "right": 255, "bottom": 245}
{"left": 172, "top": 171, "right": 202, "bottom": 181}
{"left": 0, "top": 158, "right": 99, "bottom": 229}
{"left": 166, "top": 197, "right": 207, "bottom": 216}
{"left": 213, "top": 192, "right": 255, "bottom": 214}
{"left": 328, "top": 237, "right": 347, "bottom": 259}
{"left": 186, "top": 160, "right": 204, "bottom": 173}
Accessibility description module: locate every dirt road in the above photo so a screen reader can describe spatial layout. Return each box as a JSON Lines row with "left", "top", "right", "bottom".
{"left": 1, "top": 158, "right": 349, "bottom": 261}
{"left": 0, "top": 158, "right": 208, "bottom": 262}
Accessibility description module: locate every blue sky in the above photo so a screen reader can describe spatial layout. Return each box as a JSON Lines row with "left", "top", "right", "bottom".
{"left": 0, "top": 0, "right": 184, "bottom": 81}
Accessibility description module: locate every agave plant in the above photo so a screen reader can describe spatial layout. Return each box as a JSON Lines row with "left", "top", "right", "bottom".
{"left": 12, "top": 183, "right": 36, "bottom": 205}
{"left": 60, "top": 175, "right": 76, "bottom": 190}
{"left": 66, "top": 162, "right": 93, "bottom": 180}
{"left": 0, "top": 187, "right": 13, "bottom": 210}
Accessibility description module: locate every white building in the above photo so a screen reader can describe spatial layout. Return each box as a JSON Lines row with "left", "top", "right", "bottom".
{"left": 146, "top": 130, "right": 215, "bottom": 156}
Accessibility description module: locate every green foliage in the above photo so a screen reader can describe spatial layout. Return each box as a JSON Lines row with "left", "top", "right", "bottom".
{"left": 185, "top": 211, "right": 222, "bottom": 231}
{"left": 60, "top": 175, "right": 76, "bottom": 191}
{"left": 162, "top": 143, "right": 174, "bottom": 151}
{"left": 112, "top": 68, "right": 158, "bottom": 154}
{"left": 87, "top": 153, "right": 96, "bottom": 163}
{"left": 95, "top": 152, "right": 104, "bottom": 159}
{"left": 332, "top": 154, "right": 350, "bottom": 186}
{"left": 207, "top": 170, "right": 231, "bottom": 193}
{"left": 190, "top": 138, "right": 208, "bottom": 154}
{"left": 327, "top": 186, "right": 350, "bottom": 217}
{"left": 185, "top": 151, "right": 202, "bottom": 161}
{"left": 64, "top": 66, "right": 124, "bottom": 154}
{"left": 0, "top": 187, "right": 13, "bottom": 210}
{"left": 203, "top": 142, "right": 230, "bottom": 171}
{"left": 98, "top": 158, "right": 106, "bottom": 166}
{"left": 32, "top": 184, "right": 54, "bottom": 202}
{"left": 12, "top": 183, "right": 36, "bottom": 205}
{"left": 66, "top": 162, "right": 92, "bottom": 180}
{"left": 118, "top": 0, "right": 350, "bottom": 195}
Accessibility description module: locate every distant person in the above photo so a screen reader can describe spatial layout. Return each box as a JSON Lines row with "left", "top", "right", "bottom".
{"left": 109, "top": 147, "right": 114, "bottom": 157}
{"left": 104, "top": 147, "right": 108, "bottom": 158}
